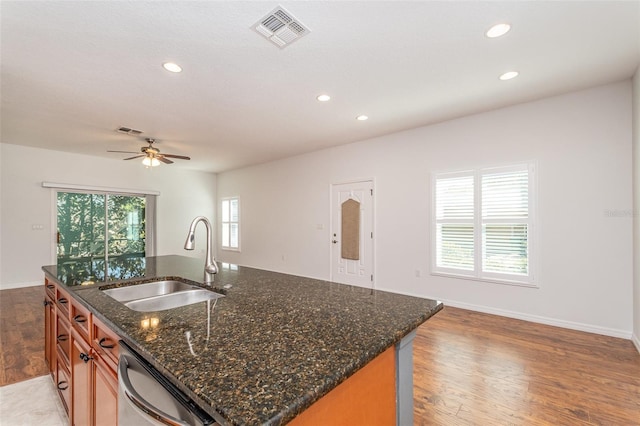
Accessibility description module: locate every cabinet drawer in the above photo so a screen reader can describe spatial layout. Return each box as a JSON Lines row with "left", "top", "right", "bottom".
{"left": 44, "top": 279, "right": 56, "bottom": 300}
{"left": 55, "top": 357, "right": 71, "bottom": 415}
{"left": 55, "top": 286, "right": 70, "bottom": 319}
{"left": 92, "top": 317, "right": 119, "bottom": 371}
{"left": 70, "top": 298, "right": 91, "bottom": 341}
{"left": 56, "top": 314, "right": 71, "bottom": 365}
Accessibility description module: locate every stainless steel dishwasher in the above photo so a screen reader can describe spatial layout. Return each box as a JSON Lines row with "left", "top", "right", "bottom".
{"left": 118, "top": 341, "right": 217, "bottom": 426}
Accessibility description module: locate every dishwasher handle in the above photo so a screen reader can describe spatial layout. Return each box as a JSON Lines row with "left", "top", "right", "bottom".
{"left": 118, "top": 354, "right": 191, "bottom": 426}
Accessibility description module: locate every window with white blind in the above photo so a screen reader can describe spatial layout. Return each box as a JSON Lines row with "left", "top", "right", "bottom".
{"left": 432, "top": 163, "right": 535, "bottom": 286}
{"left": 221, "top": 197, "right": 240, "bottom": 250}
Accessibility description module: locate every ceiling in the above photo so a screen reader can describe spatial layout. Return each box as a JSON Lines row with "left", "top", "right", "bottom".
{"left": 1, "top": 1, "right": 639, "bottom": 173}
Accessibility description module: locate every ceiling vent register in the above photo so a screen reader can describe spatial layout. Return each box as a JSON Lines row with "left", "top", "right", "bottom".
{"left": 252, "top": 6, "right": 310, "bottom": 48}
{"left": 117, "top": 126, "right": 143, "bottom": 136}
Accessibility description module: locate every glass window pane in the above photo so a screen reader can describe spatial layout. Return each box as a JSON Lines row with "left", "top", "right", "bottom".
{"left": 222, "top": 223, "right": 230, "bottom": 247}
{"left": 482, "top": 170, "right": 528, "bottom": 218}
{"left": 230, "top": 223, "right": 238, "bottom": 248}
{"left": 436, "top": 224, "right": 474, "bottom": 270}
{"left": 436, "top": 175, "right": 474, "bottom": 220}
{"left": 222, "top": 200, "right": 230, "bottom": 222}
{"left": 482, "top": 224, "right": 528, "bottom": 275}
{"left": 107, "top": 195, "right": 146, "bottom": 256}
{"left": 230, "top": 199, "right": 238, "bottom": 222}
{"left": 57, "top": 192, "right": 105, "bottom": 261}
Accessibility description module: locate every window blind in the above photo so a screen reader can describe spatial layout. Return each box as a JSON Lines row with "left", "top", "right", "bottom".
{"left": 435, "top": 174, "right": 474, "bottom": 270}
{"left": 481, "top": 169, "right": 529, "bottom": 276}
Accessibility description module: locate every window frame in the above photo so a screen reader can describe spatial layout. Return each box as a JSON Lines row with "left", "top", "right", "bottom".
{"left": 220, "top": 196, "right": 240, "bottom": 252}
{"left": 431, "top": 162, "right": 537, "bottom": 287}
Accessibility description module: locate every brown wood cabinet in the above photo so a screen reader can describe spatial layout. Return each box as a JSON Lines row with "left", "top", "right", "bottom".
{"left": 45, "top": 278, "right": 118, "bottom": 426}
{"left": 71, "top": 329, "right": 92, "bottom": 426}
{"left": 92, "top": 354, "right": 118, "bottom": 426}
{"left": 44, "top": 280, "right": 56, "bottom": 375}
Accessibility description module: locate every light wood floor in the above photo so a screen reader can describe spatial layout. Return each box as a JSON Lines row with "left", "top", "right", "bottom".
{"left": 1, "top": 288, "right": 639, "bottom": 424}
{"left": 414, "top": 307, "right": 640, "bottom": 425}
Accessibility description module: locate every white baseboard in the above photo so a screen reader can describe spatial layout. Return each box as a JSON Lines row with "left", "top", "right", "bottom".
{"left": 0, "top": 280, "right": 42, "bottom": 291}
{"left": 437, "top": 298, "right": 633, "bottom": 340}
{"left": 633, "top": 333, "right": 640, "bottom": 355}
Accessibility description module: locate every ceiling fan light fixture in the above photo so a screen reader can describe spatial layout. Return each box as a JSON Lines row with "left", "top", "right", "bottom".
{"left": 142, "top": 156, "right": 160, "bottom": 167}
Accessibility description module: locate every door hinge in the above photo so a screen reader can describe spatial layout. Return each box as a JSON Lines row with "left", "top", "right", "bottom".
{"left": 371, "top": 232, "right": 373, "bottom": 239}
{"left": 370, "top": 189, "right": 373, "bottom": 196}
{"left": 371, "top": 274, "right": 373, "bottom": 281}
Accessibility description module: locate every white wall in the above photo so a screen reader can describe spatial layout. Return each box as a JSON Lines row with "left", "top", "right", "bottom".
{"left": 0, "top": 143, "right": 217, "bottom": 289}
{"left": 633, "top": 67, "right": 640, "bottom": 352}
{"left": 218, "top": 81, "right": 634, "bottom": 338}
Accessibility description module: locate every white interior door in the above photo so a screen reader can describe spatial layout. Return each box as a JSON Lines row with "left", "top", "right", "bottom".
{"left": 331, "top": 180, "right": 374, "bottom": 288}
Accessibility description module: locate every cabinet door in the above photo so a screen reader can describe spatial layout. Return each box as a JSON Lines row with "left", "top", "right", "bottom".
{"left": 44, "top": 296, "right": 56, "bottom": 374}
{"left": 71, "top": 330, "right": 92, "bottom": 426}
{"left": 55, "top": 356, "right": 71, "bottom": 416}
{"left": 93, "top": 356, "right": 117, "bottom": 426}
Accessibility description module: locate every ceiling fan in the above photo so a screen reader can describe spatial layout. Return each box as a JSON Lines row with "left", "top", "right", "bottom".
{"left": 108, "top": 138, "right": 190, "bottom": 167}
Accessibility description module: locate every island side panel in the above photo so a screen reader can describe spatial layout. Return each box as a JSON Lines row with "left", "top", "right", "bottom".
{"left": 396, "top": 329, "right": 417, "bottom": 426}
{"left": 289, "top": 346, "right": 396, "bottom": 426}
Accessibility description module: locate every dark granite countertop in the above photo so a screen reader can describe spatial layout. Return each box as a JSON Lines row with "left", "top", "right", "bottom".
{"left": 43, "top": 255, "right": 442, "bottom": 426}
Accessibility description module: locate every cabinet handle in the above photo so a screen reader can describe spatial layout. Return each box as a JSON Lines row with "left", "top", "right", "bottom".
{"left": 57, "top": 334, "right": 68, "bottom": 342}
{"left": 98, "top": 338, "right": 115, "bottom": 349}
{"left": 57, "top": 298, "right": 68, "bottom": 305}
{"left": 43, "top": 300, "right": 51, "bottom": 307}
{"left": 79, "top": 352, "right": 93, "bottom": 363}
{"left": 46, "top": 284, "right": 55, "bottom": 290}
{"left": 57, "top": 380, "right": 68, "bottom": 391}
{"left": 73, "top": 314, "right": 87, "bottom": 324}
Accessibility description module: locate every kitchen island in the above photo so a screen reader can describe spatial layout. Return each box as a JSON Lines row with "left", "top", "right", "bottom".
{"left": 43, "top": 255, "right": 442, "bottom": 425}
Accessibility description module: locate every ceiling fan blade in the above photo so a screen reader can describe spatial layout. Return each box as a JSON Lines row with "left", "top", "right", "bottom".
{"left": 157, "top": 156, "right": 174, "bottom": 164}
{"left": 123, "top": 155, "right": 145, "bottom": 160}
{"left": 162, "top": 154, "right": 191, "bottom": 160}
{"left": 108, "top": 150, "right": 139, "bottom": 154}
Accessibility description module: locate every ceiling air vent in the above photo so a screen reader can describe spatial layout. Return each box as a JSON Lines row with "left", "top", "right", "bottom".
{"left": 117, "top": 126, "right": 143, "bottom": 136}
{"left": 252, "top": 6, "right": 310, "bottom": 49}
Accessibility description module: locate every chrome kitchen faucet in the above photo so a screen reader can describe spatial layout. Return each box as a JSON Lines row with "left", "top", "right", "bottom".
{"left": 184, "top": 216, "right": 219, "bottom": 284}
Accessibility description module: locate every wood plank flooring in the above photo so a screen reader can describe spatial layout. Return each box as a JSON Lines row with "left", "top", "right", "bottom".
{"left": 1, "top": 287, "right": 639, "bottom": 425}
{"left": 0, "top": 286, "right": 48, "bottom": 386}
{"left": 414, "top": 307, "right": 640, "bottom": 425}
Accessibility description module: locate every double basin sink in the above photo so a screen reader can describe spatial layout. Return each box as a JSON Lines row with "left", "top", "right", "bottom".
{"left": 102, "top": 280, "right": 224, "bottom": 312}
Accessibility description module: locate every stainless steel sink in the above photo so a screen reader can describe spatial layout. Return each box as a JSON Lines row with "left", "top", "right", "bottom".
{"left": 124, "top": 289, "right": 223, "bottom": 312}
{"left": 103, "top": 280, "right": 197, "bottom": 302}
{"left": 102, "top": 280, "right": 224, "bottom": 312}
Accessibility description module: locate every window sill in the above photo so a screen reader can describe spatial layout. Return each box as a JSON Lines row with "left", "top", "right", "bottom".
{"left": 430, "top": 271, "right": 538, "bottom": 289}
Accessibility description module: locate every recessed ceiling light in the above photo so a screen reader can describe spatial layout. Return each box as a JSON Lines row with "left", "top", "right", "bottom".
{"left": 356, "top": 115, "right": 369, "bottom": 121}
{"left": 486, "top": 23, "right": 511, "bottom": 38}
{"left": 163, "top": 62, "right": 182, "bottom": 73}
{"left": 316, "top": 94, "right": 331, "bottom": 102}
{"left": 499, "top": 71, "right": 519, "bottom": 81}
